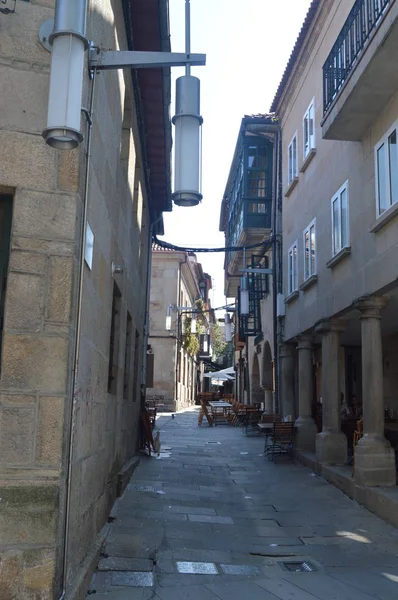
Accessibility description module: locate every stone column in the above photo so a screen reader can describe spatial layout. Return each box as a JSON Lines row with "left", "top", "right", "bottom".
{"left": 279, "top": 344, "right": 295, "bottom": 420}
{"left": 295, "top": 336, "right": 317, "bottom": 451}
{"left": 263, "top": 389, "right": 273, "bottom": 413}
{"left": 354, "top": 297, "right": 396, "bottom": 486}
{"left": 315, "top": 320, "right": 347, "bottom": 464}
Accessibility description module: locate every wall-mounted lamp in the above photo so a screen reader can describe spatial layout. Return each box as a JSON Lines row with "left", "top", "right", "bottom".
{"left": 165, "top": 304, "right": 173, "bottom": 331}
{"left": 239, "top": 276, "right": 249, "bottom": 316}
{"left": 42, "top": 0, "right": 205, "bottom": 208}
{"left": 42, "top": 0, "right": 88, "bottom": 149}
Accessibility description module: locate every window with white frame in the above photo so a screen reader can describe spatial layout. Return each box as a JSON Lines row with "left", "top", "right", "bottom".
{"left": 288, "top": 133, "right": 298, "bottom": 185}
{"left": 303, "top": 99, "right": 315, "bottom": 158}
{"left": 331, "top": 181, "right": 349, "bottom": 256}
{"left": 288, "top": 241, "right": 298, "bottom": 294}
{"left": 375, "top": 122, "right": 398, "bottom": 217}
{"left": 303, "top": 219, "right": 316, "bottom": 280}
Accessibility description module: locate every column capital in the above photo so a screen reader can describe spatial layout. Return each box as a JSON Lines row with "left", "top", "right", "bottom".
{"left": 355, "top": 295, "right": 388, "bottom": 319}
{"left": 296, "top": 335, "right": 313, "bottom": 351}
{"left": 279, "top": 343, "right": 295, "bottom": 358}
{"left": 315, "top": 318, "right": 346, "bottom": 334}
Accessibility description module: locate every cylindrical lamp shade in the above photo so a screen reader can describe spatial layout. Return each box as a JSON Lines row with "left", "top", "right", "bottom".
{"left": 172, "top": 76, "right": 203, "bottom": 207}
{"left": 166, "top": 315, "right": 172, "bottom": 331}
{"left": 43, "top": 34, "right": 85, "bottom": 149}
{"left": 240, "top": 277, "right": 250, "bottom": 316}
{"left": 224, "top": 313, "right": 232, "bottom": 342}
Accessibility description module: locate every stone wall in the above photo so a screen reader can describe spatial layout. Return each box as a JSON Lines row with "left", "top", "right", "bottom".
{"left": 0, "top": 1, "right": 151, "bottom": 598}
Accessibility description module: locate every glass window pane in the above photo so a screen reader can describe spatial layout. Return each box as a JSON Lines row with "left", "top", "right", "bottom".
{"left": 341, "top": 188, "right": 348, "bottom": 248}
{"left": 247, "top": 146, "right": 257, "bottom": 168}
{"left": 388, "top": 130, "right": 398, "bottom": 207}
{"left": 293, "top": 245, "right": 297, "bottom": 290}
{"left": 304, "top": 231, "right": 310, "bottom": 279}
{"left": 333, "top": 198, "right": 340, "bottom": 255}
{"left": 288, "top": 145, "right": 293, "bottom": 184}
{"left": 304, "top": 117, "right": 309, "bottom": 156}
{"left": 377, "top": 143, "right": 388, "bottom": 214}
{"left": 288, "top": 251, "right": 293, "bottom": 293}
{"left": 310, "top": 225, "right": 316, "bottom": 275}
{"left": 293, "top": 137, "right": 297, "bottom": 176}
{"left": 309, "top": 104, "right": 315, "bottom": 149}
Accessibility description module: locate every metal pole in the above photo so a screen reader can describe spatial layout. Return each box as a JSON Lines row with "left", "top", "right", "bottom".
{"left": 185, "top": 0, "right": 191, "bottom": 75}
{"left": 58, "top": 66, "right": 96, "bottom": 600}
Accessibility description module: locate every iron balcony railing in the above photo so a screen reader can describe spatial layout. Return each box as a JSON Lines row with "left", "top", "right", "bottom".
{"left": 323, "top": 0, "right": 391, "bottom": 114}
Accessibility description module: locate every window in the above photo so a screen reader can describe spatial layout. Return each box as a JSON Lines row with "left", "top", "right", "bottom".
{"left": 246, "top": 144, "right": 267, "bottom": 198}
{"left": 331, "top": 181, "right": 349, "bottom": 256}
{"left": 0, "top": 194, "right": 13, "bottom": 371}
{"left": 303, "top": 219, "right": 316, "bottom": 280}
{"left": 288, "top": 241, "right": 298, "bottom": 294}
{"left": 288, "top": 133, "right": 298, "bottom": 185}
{"left": 303, "top": 99, "right": 315, "bottom": 158}
{"left": 123, "top": 312, "right": 133, "bottom": 399}
{"left": 375, "top": 123, "right": 398, "bottom": 216}
{"left": 108, "top": 283, "right": 122, "bottom": 394}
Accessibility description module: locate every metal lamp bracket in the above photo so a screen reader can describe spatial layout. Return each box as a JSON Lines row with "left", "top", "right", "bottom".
{"left": 38, "top": 19, "right": 54, "bottom": 52}
{"left": 38, "top": 20, "right": 206, "bottom": 71}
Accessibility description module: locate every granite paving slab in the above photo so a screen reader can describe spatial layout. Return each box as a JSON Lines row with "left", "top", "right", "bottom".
{"left": 87, "top": 407, "right": 398, "bottom": 600}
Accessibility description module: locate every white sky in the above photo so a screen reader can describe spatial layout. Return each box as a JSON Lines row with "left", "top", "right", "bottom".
{"left": 159, "top": 0, "right": 312, "bottom": 310}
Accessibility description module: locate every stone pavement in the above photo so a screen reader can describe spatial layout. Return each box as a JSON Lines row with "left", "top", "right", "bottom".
{"left": 88, "top": 407, "right": 398, "bottom": 599}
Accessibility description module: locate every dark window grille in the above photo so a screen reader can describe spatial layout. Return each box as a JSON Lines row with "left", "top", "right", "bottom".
{"left": 323, "top": 0, "right": 391, "bottom": 114}
{"left": 239, "top": 255, "right": 270, "bottom": 337}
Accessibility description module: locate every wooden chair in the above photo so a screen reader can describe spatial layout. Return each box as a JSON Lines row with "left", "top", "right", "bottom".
{"left": 265, "top": 422, "right": 294, "bottom": 461}
{"left": 243, "top": 407, "right": 262, "bottom": 435}
{"left": 352, "top": 418, "right": 363, "bottom": 476}
{"left": 260, "top": 414, "right": 281, "bottom": 447}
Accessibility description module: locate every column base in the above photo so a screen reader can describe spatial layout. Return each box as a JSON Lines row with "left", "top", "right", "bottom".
{"left": 294, "top": 417, "right": 317, "bottom": 452}
{"left": 354, "top": 434, "right": 396, "bottom": 487}
{"left": 316, "top": 430, "right": 347, "bottom": 465}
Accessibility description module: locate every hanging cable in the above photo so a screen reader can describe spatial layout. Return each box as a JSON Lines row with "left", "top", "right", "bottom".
{"left": 153, "top": 235, "right": 272, "bottom": 254}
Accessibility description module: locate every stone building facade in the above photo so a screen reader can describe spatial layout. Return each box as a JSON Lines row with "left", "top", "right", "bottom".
{"left": 219, "top": 116, "right": 278, "bottom": 411}
{"left": 272, "top": 0, "right": 398, "bottom": 487}
{"left": 0, "top": 1, "right": 171, "bottom": 598}
{"left": 148, "top": 245, "right": 212, "bottom": 412}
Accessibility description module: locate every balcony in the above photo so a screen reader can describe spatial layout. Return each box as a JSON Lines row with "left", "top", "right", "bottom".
{"left": 322, "top": 0, "right": 398, "bottom": 141}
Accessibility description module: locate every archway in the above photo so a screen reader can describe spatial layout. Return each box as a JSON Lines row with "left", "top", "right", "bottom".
{"left": 250, "top": 353, "right": 263, "bottom": 405}
{"left": 262, "top": 341, "right": 274, "bottom": 413}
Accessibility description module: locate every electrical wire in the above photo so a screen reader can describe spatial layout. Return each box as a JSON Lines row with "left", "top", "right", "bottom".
{"left": 153, "top": 234, "right": 272, "bottom": 254}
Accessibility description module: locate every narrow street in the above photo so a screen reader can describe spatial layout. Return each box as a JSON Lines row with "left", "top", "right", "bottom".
{"left": 89, "top": 409, "right": 398, "bottom": 600}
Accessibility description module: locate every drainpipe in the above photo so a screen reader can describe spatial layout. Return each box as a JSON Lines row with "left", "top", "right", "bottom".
{"left": 271, "top": 125, "right": 281, "bottom": 414}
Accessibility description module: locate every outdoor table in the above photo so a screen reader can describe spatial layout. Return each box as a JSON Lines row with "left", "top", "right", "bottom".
{"left": 208, "top": 401, "right": 231, "bottom": 425}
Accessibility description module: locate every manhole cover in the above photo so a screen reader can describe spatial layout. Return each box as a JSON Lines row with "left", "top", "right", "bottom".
{"left": 278, "top": 561, "right": 316, "bottom": 572}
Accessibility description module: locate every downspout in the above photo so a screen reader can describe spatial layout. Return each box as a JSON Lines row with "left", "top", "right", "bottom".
{"left": 272, "top": 125, "right": 281, "bottom": 414}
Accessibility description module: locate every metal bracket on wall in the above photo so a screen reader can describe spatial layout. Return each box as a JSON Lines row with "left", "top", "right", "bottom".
{"left": 38, "top": 21, "right": 206, "bottom": 71}
{"left": 38, "top": 19, "right": 53, "bottom": 52}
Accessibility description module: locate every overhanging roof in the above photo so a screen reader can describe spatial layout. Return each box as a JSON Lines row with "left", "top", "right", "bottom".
{"left": 125, "top": 0, "right": 172, "bottom": 219}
